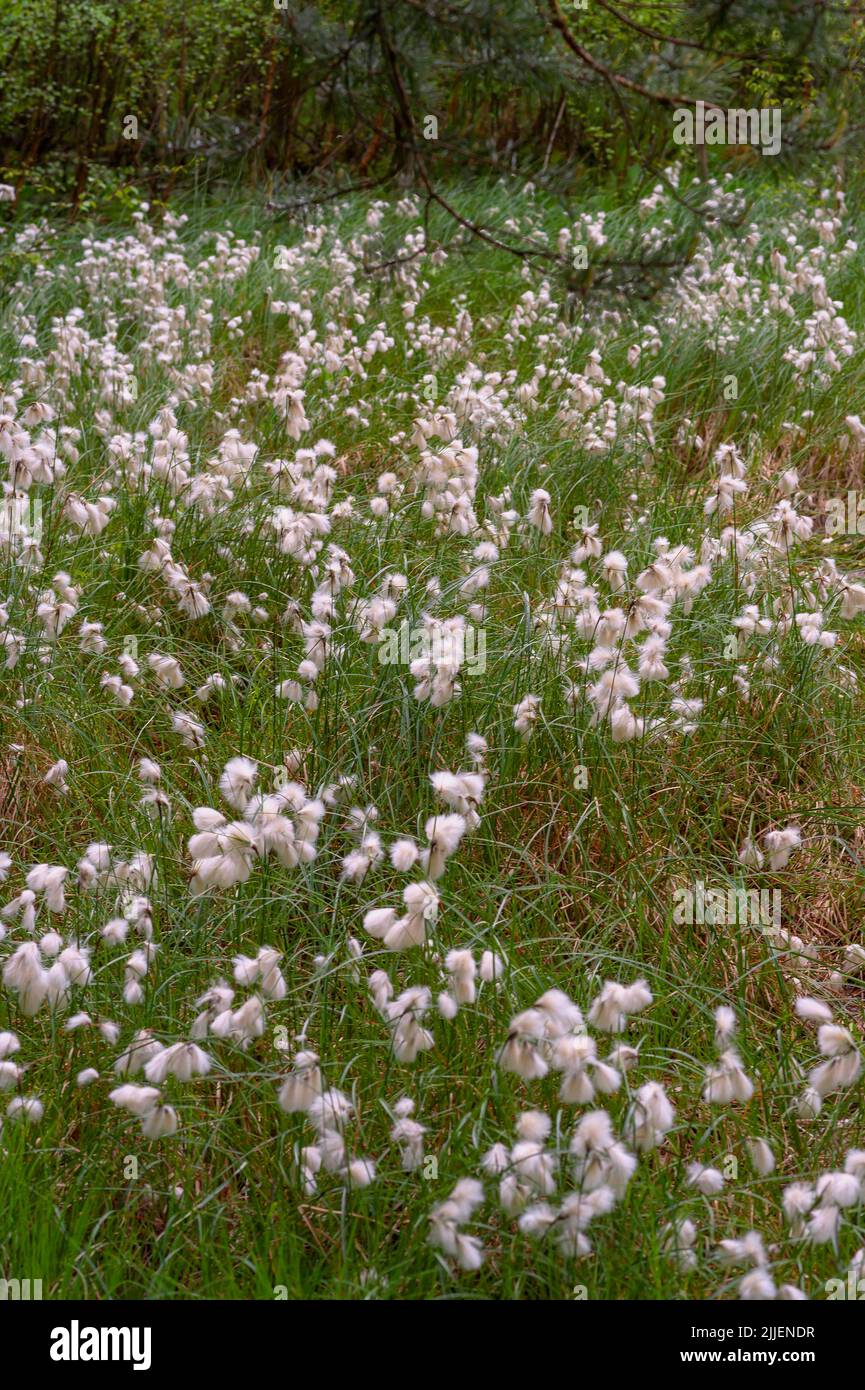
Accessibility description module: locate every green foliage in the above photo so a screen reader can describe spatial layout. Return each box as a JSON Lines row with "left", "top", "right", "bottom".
{"left": 1, "top": 173, "right": 865, "bottom": 1297}
{"left": 0, "top": 0, "right": 861, "bottom": 210}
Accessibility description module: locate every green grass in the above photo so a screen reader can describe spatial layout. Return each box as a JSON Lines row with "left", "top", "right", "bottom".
{"left": 1, "top": 165, "right": 865, "bottom": 1301}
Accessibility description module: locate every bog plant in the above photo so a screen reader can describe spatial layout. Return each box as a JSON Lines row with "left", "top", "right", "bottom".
{"left": 0, "top": 169, "right": 865, "bottom": 1299}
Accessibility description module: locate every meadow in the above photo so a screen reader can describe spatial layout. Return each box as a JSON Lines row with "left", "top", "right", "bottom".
{"left": 1, "top": 166, "right": 865, "bottom": 1300}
